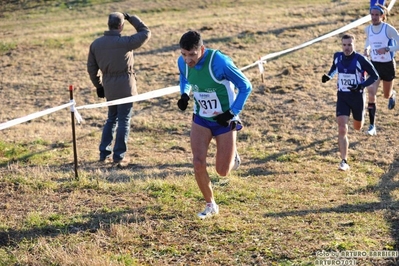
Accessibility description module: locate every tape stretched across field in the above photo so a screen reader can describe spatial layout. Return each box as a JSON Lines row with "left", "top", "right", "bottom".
{"left": 0, "top": 0, "right": 396, "bottom": 131}
{"left": 0, "top": 101, "right": 76, "bottom": 131}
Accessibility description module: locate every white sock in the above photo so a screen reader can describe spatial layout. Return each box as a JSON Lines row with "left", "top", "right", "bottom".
{"left": 206, "top": 201, "right": 217, "bottom": 208}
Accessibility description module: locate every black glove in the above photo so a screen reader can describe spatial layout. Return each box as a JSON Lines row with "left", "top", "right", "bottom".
{"left": 177, "top": 93, "right": 190, "bottom": 111}
{"left": 123, "top": 13, "right": 131, "bottom": 20}
{"left": 348, "top": 84, "right": 364, "bottom": 92}
{"left": 96, "top": 86, "right": 105, "bottom": 98}
{"left": 213, "top": 110, "right": 234, "bottom": 127}
{"left": 322, "top": 74, "right": 331, "bottom": 83}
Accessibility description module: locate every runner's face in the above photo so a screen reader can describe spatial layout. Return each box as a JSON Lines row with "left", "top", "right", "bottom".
{"left": 370, "top": 9, "right": 383, "bottom": 25}
{"left": 342, "top": 38, "right": 354, "bottom": 56}
{"left": 181, "top": 45, "right": 204, "bottom": 68}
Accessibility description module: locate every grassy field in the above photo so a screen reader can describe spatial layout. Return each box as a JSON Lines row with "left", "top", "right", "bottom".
{"left": 1, "top": 0, "right": 399, "bottom": 265}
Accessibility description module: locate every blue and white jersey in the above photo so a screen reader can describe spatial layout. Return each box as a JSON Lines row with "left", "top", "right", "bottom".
{"left": 335, "top": 53, "right": 364, "bottom": 92}
{"left": 326, "top": 52, "right": 379, "bottom": 92}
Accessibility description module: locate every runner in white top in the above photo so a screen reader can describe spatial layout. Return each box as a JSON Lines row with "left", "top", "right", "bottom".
{"left": 364, "top": 4, "right": 399, "bottom": 135}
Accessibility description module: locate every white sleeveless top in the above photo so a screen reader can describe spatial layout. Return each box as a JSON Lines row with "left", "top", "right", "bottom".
{"left": 368, "top": 23, "right": 394, "bottom": 62}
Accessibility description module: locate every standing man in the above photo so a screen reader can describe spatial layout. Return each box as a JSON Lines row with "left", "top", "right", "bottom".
{"left": 322, "top": 34, "right": 379, "bottom": 171}
{"left": 87, "top": 12, "right": 151, "bottom": 167}
{"left": 364, "top": 4, "right": 399, "bottom": 136}
{"left": 177, "top": 30, "right": 252, "bottom": 219}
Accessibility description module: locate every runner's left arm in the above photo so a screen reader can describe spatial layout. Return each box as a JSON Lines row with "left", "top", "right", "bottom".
{"left": 386, "top": 24, "right": 399, "bottom": 52}
{"left": 212, "top": 52, "right": 252, "bottom": 115}
{"left": 359, "top": 55, "right": 379, "bottom": 87}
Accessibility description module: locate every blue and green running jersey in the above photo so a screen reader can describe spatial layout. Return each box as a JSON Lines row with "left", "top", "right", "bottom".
{"left": 187, "top": 49, "right": 234, "bottom": 120}
{"left": 178, "top": 48, "right": 252, "bottom": 121}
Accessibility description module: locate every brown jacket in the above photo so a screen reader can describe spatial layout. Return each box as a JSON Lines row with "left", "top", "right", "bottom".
{"left": 87, "top": 15, "right": 151, "bottom": 101}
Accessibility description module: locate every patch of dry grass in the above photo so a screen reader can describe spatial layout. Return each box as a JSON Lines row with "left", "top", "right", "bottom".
{"left": 1, "top": 0, "right": 399, "bottom": 265}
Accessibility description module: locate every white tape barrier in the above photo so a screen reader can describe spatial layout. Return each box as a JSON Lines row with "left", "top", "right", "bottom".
{"left": 241, "top": 15, "right": 371, "bottom": 71}
{"left": 75, "top": 85, "right": 180, "bottom": 110}
{"left": 241, "top": 0, "right": 397, "bottom": 71}
{"left": 388, "top": 0, "right": 397, "bottom": 11}
{"left": 0, "top": 1, "right": 396, "bottom": 131}
{"left": 0, "top": 86, "right": 180, "bottom": 131}
{"left": 0, "top": 101, "right": 75, "bottom": 131}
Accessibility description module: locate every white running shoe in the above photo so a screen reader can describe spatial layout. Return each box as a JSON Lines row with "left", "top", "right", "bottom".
{"left": 232, "top": 152, "right": 241, "bottom": 171}
{"left": 367, "top": 124, "right": 377, "bottom": 136}
{"left": 197, "top": 204, "right": 219, "bottom": 219}
{"left": 388, "top": 90, "right": 396, "bottom": 110}
{"left": 338, "top": 159, "right": 350, "bottom": 171}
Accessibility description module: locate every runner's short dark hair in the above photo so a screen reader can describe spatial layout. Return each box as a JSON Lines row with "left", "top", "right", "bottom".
{"left": 179, "top": 30, "right": 203, "bottom": 50}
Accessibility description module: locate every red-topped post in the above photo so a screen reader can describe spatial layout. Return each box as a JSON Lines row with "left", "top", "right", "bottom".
{"left": 69, "top": 85, "right": 79, "bottom": 179}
